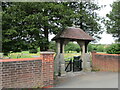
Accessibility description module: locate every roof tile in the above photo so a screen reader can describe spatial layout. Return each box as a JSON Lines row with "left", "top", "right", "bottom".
{"left": 52, "top": 27, "right": 94, "bottom": 41}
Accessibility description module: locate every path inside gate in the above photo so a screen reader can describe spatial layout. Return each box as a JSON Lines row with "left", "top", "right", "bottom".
{"left": 54, "top": 71, "right": 118, "bottom": 88}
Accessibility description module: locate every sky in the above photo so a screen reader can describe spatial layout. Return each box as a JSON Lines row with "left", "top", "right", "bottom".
{"left": 95, "top": 0, "right": 116, "bottom": 44}
{"left": 49, "top": 0, "right": 116, "bottom": 44}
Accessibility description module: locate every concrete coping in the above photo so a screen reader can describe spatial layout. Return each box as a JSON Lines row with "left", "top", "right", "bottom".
{"left": 40, "top": 51, "right": 55, "bottom": 54}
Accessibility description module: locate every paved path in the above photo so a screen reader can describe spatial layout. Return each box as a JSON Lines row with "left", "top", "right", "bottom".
{"left": 54, "top": 71, "right": 118, "bottom": 88}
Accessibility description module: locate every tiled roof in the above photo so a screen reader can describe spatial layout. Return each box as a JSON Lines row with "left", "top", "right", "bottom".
{"left": 52, "top": 27, "right": 94, "bottom": 41}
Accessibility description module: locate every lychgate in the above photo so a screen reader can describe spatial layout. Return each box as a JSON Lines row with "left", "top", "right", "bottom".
{"left": 52, "top": 27, "right": 94, "bottom": 76}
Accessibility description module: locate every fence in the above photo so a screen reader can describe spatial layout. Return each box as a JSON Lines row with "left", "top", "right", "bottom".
{"left": 0, "top": 52, "right": 54, "bottom": 89}
{"left": 92, "top": 52, "right": 120, "bottom": 72}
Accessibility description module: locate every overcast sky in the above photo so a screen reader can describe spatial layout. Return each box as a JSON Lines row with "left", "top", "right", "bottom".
{"left": 96, "top": 0, "right": 116, "bottom": 44}
{"left": 49, "top": 0, "right": 116, "bottom": 44}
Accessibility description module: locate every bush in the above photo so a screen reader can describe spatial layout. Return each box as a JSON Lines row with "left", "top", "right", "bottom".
{"left": 75, "top": 47, "right": 81, "bottom": 53}
{"left": 88, "top": 44, "right": 106, "bottom": 52}
{"left": 106, "top": 44, "right": 120, "bottom": 54}
{"left": 96, "top": 45, "right": 105, "bottom": 52}
{"left": 29, "top": 48, "right": 38, "bottom": 53}
{"left": 65, "top": 42, "right": 80, "bottom": 53}
{"left": 88, "top": 44, "right": 97, "bottom": 52}
{"left": 3, "top": 52, "right": 9, "bottom": 56}
{"left": 12, "top": 48, "right": 22, "bottom": 52}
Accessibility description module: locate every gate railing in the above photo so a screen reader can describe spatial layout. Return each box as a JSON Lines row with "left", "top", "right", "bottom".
{"left": 65, "top": 56, "right": 82, "bottom": 72}
{"left": 65, "top": 57, "right": 73, "bottom": 72}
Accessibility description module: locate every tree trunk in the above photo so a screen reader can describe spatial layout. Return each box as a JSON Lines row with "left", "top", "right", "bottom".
{"left": 40, "top": 27, "right": 49, "bottom": 51}
{"left": 80, "top": 2, "right": 83, "bottom": 29}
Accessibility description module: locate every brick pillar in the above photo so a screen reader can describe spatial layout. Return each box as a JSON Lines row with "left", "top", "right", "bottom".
{"left": 91, "top": 51, "right": 96, "bottom": 69}
{"left": 0, "top": 62, "right": 2, "bottom": 89}
{"left": 40, "top": 52, "right": 54, "bottom": 87}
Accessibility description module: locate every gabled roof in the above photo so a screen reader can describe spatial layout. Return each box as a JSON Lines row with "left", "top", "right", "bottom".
{"left": 52, "top": 27, "right": 94, "bottom": 41}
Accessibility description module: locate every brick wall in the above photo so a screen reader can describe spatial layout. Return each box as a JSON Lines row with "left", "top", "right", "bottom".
{"left": 92, "top": 52, "right": 120, "bottom": 72}
{"left": 40, "top": 52, "right": 54, "bottom": 87}
{"left": 0, "top": 52, "right": 54, "bottom": 88}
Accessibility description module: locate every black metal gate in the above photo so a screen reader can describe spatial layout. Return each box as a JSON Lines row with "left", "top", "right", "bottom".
{"left": 65, "top": 59, "right": 72, "bottom": 72}
{"left": 65, "top": 56, "right": 82, "bottom": 72}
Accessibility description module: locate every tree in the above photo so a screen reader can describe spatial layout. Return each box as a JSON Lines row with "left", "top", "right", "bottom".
{"left": 88, "top": 44, "right": 105, "bottom": 52}
{"left": 106, "top": 1, "right": 120, "bottom": 42}
{"left": 49, "top": 41, "right": 56, "bottom": 51}
{"left": 65, "top": 42, "right": 81, "bottom": 53}
{"left": 65, "top": 42, "right": 76, "bottom": 53}
{"left": 88, "top": 44, "right": 97, "bottom": 52}
{"left": 2, "top": 2, "right": 74, "bottom": 54}
{"left": 106, "top": 44, "right": 120, "bottom": 54}
{"left": 96, "top": 44, "right": 105, "bottom": 52}
{"left": 69, "top": 2, "right": 102, "bottom": 40}
{"left": 2, "top": 2, "right": 102, "bottom": 54}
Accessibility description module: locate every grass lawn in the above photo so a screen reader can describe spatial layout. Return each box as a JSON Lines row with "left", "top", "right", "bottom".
{"left": 3, "top": 51, "right": 81, "bottom": 59}
{"left": 97, "top": 52, "right": 106, "bottom": 53}
{"left": 3, "top": 51, "right": 40, "bottom": 59}
{"left": 2, "top": 51, "right": 106, "bottom": 59}
{"left": 64, "top": 53, "right": 81, "bottom": 61}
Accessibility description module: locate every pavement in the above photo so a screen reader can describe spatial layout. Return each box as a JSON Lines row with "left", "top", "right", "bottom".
{"left": 54, "top": 71, "right": 118, "bottom": 88}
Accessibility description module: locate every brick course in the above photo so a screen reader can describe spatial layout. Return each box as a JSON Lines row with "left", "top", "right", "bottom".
{"left": 92, "top": 52, "right": 120, "bottom": 72}
{"left": 0, "top": 52, "right": 54, "bottom": 89}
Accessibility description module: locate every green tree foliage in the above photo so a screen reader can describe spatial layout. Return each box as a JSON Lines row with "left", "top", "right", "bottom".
{"left": 96, "top": 45, "right": 105, "bottom": 52}
{"left": 74, "top": 47, "right": 81, "bottom": 53}
{"left": 106, "top": 1, "right": 120, "bottom": 42}
{"left": 88, "top": 44, "right": 105, "bottom": 52}
{"left": 49, "top": 41, "right": 56, "bottom": 52}
{"left": 65, "top": 42, "right": 75, "bottom": 53}
{"left": 29, "top": 49, "right": 38, "bottom": 53}
{"left": 49, "top": 42, "right": 81, "bottom": 53}
{"left": 2, "top": 2, "right": 102, "bottom": 54}
{"left": 88, "top": 44, "right": 97, "bottom": 52}
{"left": 2, "top": 2, "right": 73, "bottom": 54}
{"left": 106, "top": 44, "right": 120, "bottom": 54}
{"left": 71, "top": 2, "right": 102, "bottom": 39}
{"left": 65, "top": 42, "right": 80, "bottom": 53}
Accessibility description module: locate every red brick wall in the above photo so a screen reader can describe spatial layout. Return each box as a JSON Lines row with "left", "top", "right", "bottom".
{"left": 0, "top": 52, "right": 54, "bottom": 88}
{"left": 92, "top": 52, "right": 120, "bottom": 72}
{"left": 40, "top": 52, "right": 54, "bottom": 87}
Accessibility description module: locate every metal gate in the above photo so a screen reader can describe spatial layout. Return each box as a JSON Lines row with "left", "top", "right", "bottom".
{"left": 65, "top": 56, "right": 82, "bottom": 72}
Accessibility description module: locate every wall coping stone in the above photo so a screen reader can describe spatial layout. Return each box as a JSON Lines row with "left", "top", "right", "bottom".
{"left": 0, "top": 57, "right": 42, "bottom": 62}
{"left": 40, "top": 51, "right": 54, "bottom": 54}
{"left": 92, "top": 52, "right": 120, "bottom": 56}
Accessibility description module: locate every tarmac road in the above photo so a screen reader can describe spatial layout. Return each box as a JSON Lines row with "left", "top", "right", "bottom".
{"left": 54, "top": 71, "right": 118, "bottom": 88}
